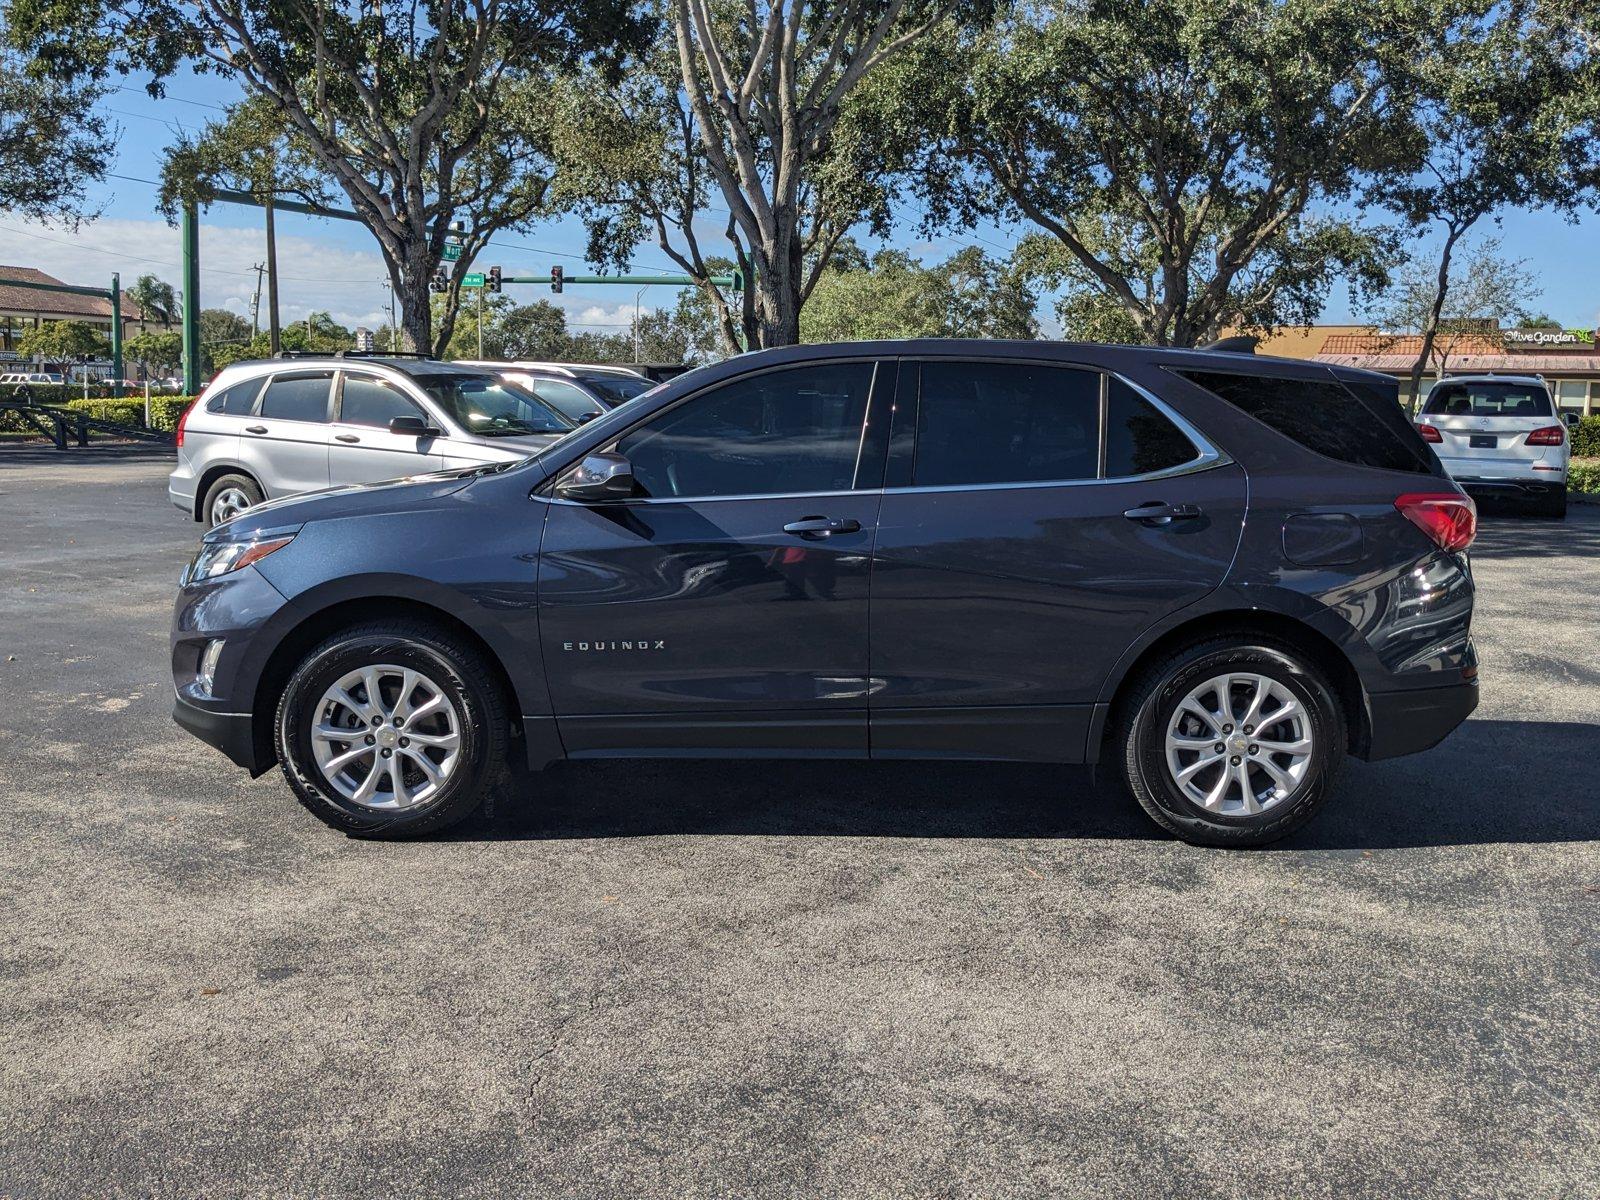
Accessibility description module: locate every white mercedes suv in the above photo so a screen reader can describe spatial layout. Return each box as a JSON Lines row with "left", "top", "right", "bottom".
{"left": 1415, "top": 374, "right": 1572, "bottom": 518}
{"left": 169, "top": 354, "right": 579, "bottom": 527}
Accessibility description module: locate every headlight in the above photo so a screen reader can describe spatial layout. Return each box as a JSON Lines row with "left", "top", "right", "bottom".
{"left": 184, "top": 532, "right": 296, "bottom": 584}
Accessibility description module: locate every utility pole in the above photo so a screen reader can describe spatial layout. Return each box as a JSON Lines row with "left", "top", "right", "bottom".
{"left": 264, "top": 195, "right": 281, "bottom": 354}
{"left": 634, "top": 285, "right": 647, "bottom": 363}
{"left": 250, "top": 263, "right": 266, "bottom": 338}
{"left": 477, "top": 285, "right": 484, "bottom": 358}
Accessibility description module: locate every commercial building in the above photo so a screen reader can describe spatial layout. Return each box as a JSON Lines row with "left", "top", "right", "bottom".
{"left": 1253, "top": 324, "right": 1600, "bottom": 417}
{"left": 0, "top": 266, "right": 150, "bottom": 376}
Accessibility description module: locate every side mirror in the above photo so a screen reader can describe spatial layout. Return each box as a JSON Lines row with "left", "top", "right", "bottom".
{"left": 390, "top": 414, "right": 440, "bottom": 438}
{"left": 556, "top": 451, "right": 635, "bottom": 502}
{"left": 1563, "top": 411, "right": 1580, "bottom": 429}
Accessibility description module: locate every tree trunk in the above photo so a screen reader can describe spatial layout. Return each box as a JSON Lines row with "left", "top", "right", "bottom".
{"left": 396, "top": 259, "right": 433, "bottom": 355}
{"left": 1408, "top": 225, "right": 1464, "bottom": 410}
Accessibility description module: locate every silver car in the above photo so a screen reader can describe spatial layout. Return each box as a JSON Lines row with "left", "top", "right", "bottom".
{"left": 170, "top": 355, "right": 578, "bottom": 526}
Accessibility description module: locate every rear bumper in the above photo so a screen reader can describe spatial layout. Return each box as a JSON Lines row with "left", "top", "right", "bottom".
{"left": 172, "top": 693, "right": 271, "bottom": 775}
{"left": 1360, "top": 677, "right": 1479, "bottom": 761}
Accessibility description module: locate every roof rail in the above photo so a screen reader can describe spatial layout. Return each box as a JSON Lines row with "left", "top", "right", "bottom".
{"left": 271, "top": 349, "right": 437, "bottom": 360}
{"left": 1202, "top": 335, "right": 1259, "bottom": 355}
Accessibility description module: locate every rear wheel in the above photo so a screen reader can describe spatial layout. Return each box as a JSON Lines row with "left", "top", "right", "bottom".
{"left": 203, "top": 473, "right": 263, "bottom": 527}
{"left": 1536, "top": 487, "right": 1567, "bottom": 519}
{"left": 274, "top": 620, "right": 510, "bottom": 837}
{"left": 1114, "top": 637, "right": 1346, "bottom": 847}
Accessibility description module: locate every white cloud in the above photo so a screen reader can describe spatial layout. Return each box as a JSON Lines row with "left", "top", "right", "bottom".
{"left": 0, "top": 214, "right": 394, "bottom": 331}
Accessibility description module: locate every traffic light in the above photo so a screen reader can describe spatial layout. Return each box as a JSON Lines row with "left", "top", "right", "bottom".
{"left": 428, "top": 267, "right": 448, "bottom": 294}
{"left": 487, "top": 265, "right": 502, "bottom": 294}
{"left": 550, "top": 265, "right": 563, "bottom": 294}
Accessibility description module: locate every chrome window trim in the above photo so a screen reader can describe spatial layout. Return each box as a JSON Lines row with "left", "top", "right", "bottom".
{"left": 548, "top": 487, "right": 875, "bottom": 507}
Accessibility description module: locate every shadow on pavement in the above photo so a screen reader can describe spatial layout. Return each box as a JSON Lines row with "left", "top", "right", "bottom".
{"left": 0, "top": 441, "right": 174, "bottom": 466}
{"left": 452, "top": 719, "right": 1598, "bottom": 851}
{"left": 1471, "top": 501, "right": 1600, "bottom": 559}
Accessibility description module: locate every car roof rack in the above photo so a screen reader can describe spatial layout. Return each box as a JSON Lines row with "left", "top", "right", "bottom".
{"left": 271, "top": 349, "right": 437, "bottom": 360}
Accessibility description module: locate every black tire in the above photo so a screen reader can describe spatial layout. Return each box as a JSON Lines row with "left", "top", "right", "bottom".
{"left": 1112, "top": 636, "right": 1346, "bottom": 848}
{"left": 274, "top": 620, "right": 510, "bottom": 838}
{"left": 1537, "top": 488, "right": 1567, "bottom": 520}
{"left": 202, "top": 472, "right": 264, "bottom": 528}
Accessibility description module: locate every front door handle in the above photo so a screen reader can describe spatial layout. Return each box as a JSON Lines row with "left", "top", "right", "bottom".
{"left": 245, "top": 425, "right": 267, "bottom": 435}
{"left": 1123, "top": 501, "right": 1203, "bottom": 524}
{"left": 335, "top": 433, "right": 360, "bottom": 443}
{"left": 783, "top": 516, "right": 862, "bottom": 537}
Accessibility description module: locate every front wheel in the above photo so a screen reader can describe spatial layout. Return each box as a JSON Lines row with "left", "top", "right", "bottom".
{"left": 204, "top": 473, "right": 263, "bottom": 527}
{"left": 1113, "top": 637, "right": 1346, "bottom": 848}
{"left": 274, "top": 621, "right": 510, "bottom": 837}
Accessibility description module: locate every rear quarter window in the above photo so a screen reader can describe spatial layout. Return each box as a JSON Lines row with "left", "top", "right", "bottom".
{"left": 205, "top": 378, "right": 262, "bottom": 416}
{"left": 1177, "top": 369, "right": 1433, "bottom": 475}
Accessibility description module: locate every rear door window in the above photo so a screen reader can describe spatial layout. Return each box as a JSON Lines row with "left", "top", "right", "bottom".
{"left": 1177, "top": 369, "right": 1432, "bottom": 474}
{"left": 259, "top": 373, "right": 334, "bottom": 423}
{"left": 914, "top": 362, "right": 1100, "bottom": 487}
{"left": 1104, "top": 379, "right": 1200, "bottom": 477}
{"left": 1422, "top": 381, "right": 1553, "bottom": 418}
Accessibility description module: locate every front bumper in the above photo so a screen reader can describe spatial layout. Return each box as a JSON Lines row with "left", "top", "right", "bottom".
{"left": 1360, "top": 676, "right": 1479, "bottom": 761}
{"left": 173, "top": 692, "right": 271, "bottom": 774}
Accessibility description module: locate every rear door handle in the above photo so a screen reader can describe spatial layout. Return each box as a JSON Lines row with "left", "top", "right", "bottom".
{"left": 1123, "top": 501, "right": 1203, "bottom": 524}
{"left": 783, "top": 516, "right": 862, "bottom": 537}
{"left": 335, "top": 433, "right": 360, "bottom": 443}
{"left": 245, "top": 425, "right": 267, "bottom": 435}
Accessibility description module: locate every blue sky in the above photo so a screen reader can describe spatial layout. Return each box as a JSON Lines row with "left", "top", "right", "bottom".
{"left": 2, "top": 69, "right": 1596, "bottom": 336}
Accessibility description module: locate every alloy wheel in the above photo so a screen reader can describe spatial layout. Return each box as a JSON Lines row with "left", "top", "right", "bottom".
{"left": 310, "top": 664, "right": 462, "bottom": 810}
{"left": 1163, "top": 672, "right": 1313, "bottom": 816}
{"left": 210, "top": 487, "right": 253, "bottom": 525}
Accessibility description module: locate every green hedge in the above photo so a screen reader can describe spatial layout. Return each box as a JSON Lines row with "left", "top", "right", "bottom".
{"left": 63, "top": 398, "right": 145, "bottom": 426}
{"left": 1570, "top": 416, "right": 1600, "bottom": 458}
{"left": 1568, "top": 458, "right": 1600, "bottom": 497}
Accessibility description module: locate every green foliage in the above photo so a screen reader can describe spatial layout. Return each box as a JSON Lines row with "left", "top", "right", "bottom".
{"left": 442, "top": 290, "right": 716, "bottom": 366}
{"left": 801, "top": 247, "right": 1038, "bottom": 343}
{"left": 126, "top": 274, "right": 179, "bottom": 326}
{"left": 199, "top": 308, "right": 251, "bottom": 346}
{"left": 1567, "top": 458, "right": 1600, "bottom": 497}
{"left": 871, "top": 0, "right": 1455, "bottom": 345}
{"left": 0, "top": 47, "right": 113, "bottom": 223}
{"left": 125, "top": 330, "right": 185, "bottom": 371}
{"left": 1367, "top": 236, "right": 1538, "bottom": 369}
{"left": 147, "top": 395, "right": 194, "bottom": 432}
{"left": 1570, "top": 417, "right": 1600, "bottom": 458}
{"left": 64, "top": 397, "right": 145, "bottom": 425}
{"left": 17, "top": 320, "right": 108, "bottom": 361}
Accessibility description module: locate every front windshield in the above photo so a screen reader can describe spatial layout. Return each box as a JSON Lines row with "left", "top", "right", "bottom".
{"left": 413, "top": 373, "right": 577, "bottom": 437}
{"left": 579, "top": 374, "right": 657, "bottom": 404}
{"left": 1422, "top": 381, "right": 1553, "bottom": 418}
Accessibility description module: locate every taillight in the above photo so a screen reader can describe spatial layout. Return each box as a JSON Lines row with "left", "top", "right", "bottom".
{"left": 174, "top": 401, "right": 194, "bottom": 449}
{"left": 1416, "top": 423, "right": 1443, "bottom": 443}
{"left": 1526, "top": 425, "right": 1564, "bottom": 446}
{"left": 1394, "top": 492, "right": 1476, "bottom": 553}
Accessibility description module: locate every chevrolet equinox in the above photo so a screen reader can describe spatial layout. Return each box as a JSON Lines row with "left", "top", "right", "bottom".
{"left": 171, "top": 341, "right": 1479, "bottom": 846}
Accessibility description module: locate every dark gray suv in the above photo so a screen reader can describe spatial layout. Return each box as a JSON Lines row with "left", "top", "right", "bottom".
{"left": 170, "top": 341, "right": 1478, "bottom": 846}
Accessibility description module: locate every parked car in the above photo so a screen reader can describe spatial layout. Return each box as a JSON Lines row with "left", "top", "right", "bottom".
{"left": 457, "top": 360, "right": 658, "bottom": 422}
{"left": 170, "top": 340, "right": 1478, "bottom": 846}
{"left": 1415, "top": 374, "right": 1570, "bottom": 517}
{"left": 1, "top": 371, "right": 66, "bottom": 386}
{"left": 169, "top": 355, "right": 579, "bottom": 527}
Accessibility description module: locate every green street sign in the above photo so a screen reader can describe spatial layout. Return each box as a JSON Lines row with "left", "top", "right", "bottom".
{"left": 442, "top": 244, "right": 462, "bottom": 262}
{"left": 461, "top": 272, "right": 484, "bottom": 288}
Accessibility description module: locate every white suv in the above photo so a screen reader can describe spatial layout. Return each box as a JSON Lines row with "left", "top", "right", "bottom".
{"left": 169, "top": 355, "right": 579, "bottom": 527}
{"left": 1415, "top": 374, "right": 1572, "bottom": 518}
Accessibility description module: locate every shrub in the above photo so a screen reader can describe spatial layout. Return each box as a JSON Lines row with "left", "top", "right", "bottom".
{"left": 148, "top": 394, "right": 197, "bottom": 432}
{"left": 64, "top": 398, "right": 147, "bottom": 426}
{"left": 1569, "top": 415, "right": 1600, "bottom": 459}
{"left": 1567, "top": 458, "right": 1600, "bottom": 497}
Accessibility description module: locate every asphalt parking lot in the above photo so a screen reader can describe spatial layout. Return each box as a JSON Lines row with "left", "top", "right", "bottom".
{"left": 1, "top": 444, "right": 1597, "bottom": 1199}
